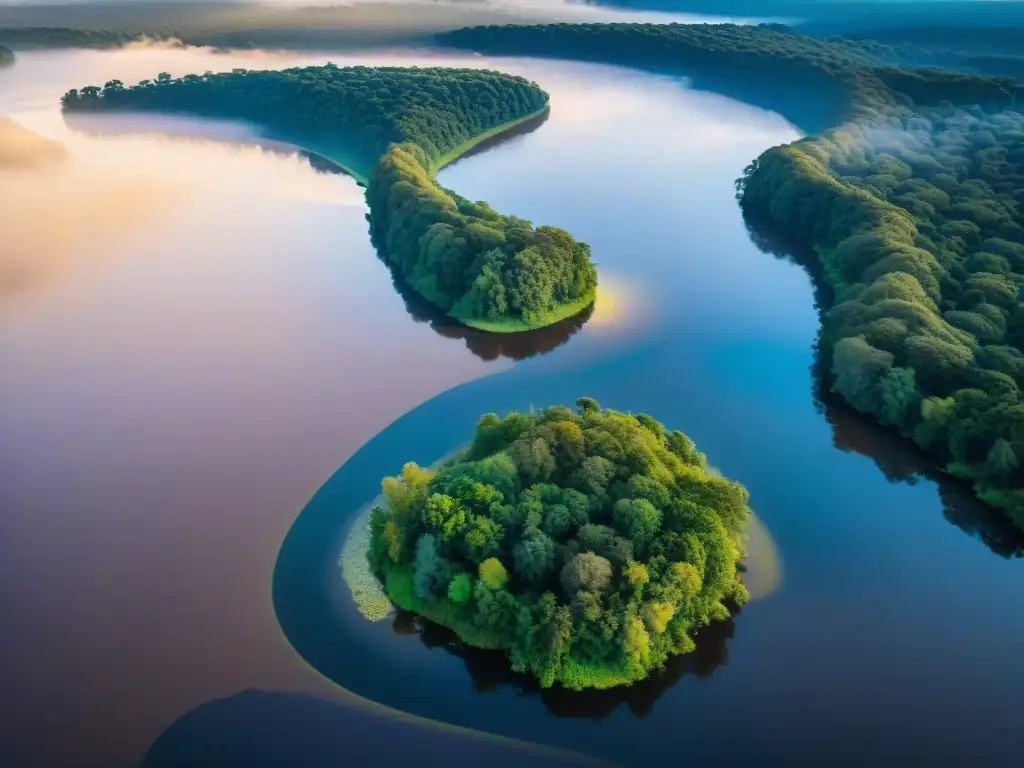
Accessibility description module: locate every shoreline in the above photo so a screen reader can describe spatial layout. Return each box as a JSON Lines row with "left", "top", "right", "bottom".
{"left": 459, "top": 289, "right": 597, "bottom": 333}
{"left": 274, "top": 104, "right": 596, "bottom": 335}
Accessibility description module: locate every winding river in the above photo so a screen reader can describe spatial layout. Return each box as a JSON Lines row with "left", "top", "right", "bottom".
{"left": 2, "top": 43, "right": 1024, "bottom": 768}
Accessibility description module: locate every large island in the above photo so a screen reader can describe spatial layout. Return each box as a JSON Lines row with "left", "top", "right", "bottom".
{"left": 367, "top": 398, "right": 750, "bottom": 690}
{"left": 60, "top": 65, "right": 597, "bottom": 332}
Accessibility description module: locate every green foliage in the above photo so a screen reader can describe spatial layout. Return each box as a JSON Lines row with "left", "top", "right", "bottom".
{"left": 878, "top": 366, "right": 921, "bottom": 427}
{"left": 61, "top": 64, "right": 597, "bottom": 331}
{"left": 0, "top": 46, "right": 13, "bottom": 67}
{"left": 369, "top": 400, "right": 749, "bottom": 689}
{"left": 721, "top": 41, "right": 1024, "bottom": 528}
{"left": 413, "top": 534, "right": 442, "bottom": 599}
{"left": 479, "top": 557, "right": 509, "bottom": 590}
{"left": 448, "top": 573, "right": 474, "bottom": 603}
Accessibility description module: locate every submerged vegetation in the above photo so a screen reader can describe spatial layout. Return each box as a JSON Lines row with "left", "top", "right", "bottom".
{"left": 367, "top": 399, "right": 750, "bottom": 690}
{"left": 341, "top": 500, "right": 393, "bottom": 622}
{"left": 444, "top": 22, "right": 1024, "bottom": 529}
{"left": 60, "top": 65, "right": 596, "bottom": 331}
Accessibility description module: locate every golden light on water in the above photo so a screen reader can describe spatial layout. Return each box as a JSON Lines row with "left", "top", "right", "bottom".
{"left": 743, "top": 511, "right": 783, "bottom": 602}
{"left": 587, "top": 272, "right": 650, "bottom": 332}
{"left": 0, "top": 117, "right": 67, "bottom": 170}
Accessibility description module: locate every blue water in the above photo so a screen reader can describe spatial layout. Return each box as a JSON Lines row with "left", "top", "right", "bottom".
{"left": 3, "top": 46, "right": 1023, "bottom": 767}
{"left": 274, "top": 57, "right": 1024, "bottom": 767}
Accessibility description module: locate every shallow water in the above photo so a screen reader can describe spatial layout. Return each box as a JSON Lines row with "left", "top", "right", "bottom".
{"left": 2, "top": 45, "right": 1023, "bottom": 767}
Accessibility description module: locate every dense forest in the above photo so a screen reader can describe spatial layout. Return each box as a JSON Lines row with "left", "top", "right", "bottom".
{"left": 740, "top": 106, "right": 1024, "bottom": 526}
{"left": 367, "top": 399, "right": 750, "bottom": 689}
{"left": 442, "top": 22, "right": 1024, "bottom": 527}
{"left": 60, "top": 65, "right": 596, "bottom": 330}
{"left": 840, "top": 27, "right": 1024, "bottom": 81}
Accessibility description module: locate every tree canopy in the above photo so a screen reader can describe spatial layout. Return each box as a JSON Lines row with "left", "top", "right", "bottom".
{"left": 732, "top": 80, "right": 1024, "bottom": 529}
{"left": 60, "top": 64, "right": 596, "bottom": 331}
{"left": 367, "top": 399, "right": 750, "bottom": 690}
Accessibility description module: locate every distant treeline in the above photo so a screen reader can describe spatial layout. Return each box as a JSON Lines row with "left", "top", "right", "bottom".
{"left": 442, "top": 22, "right": 1024, "bottom": 528}
{"left": 0, "top": 26, "right": 140, "bottom": 49}
{"left": 438, "top": 24, "right": 1022, "bottom": 132}
{"left": 841, "top": 27, "right": 1024, "bottom": 81}
{"left": 61, "top": 66, "right": 596, "bottom": 331}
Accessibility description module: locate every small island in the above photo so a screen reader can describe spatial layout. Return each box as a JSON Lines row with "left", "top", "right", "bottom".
{"left": 60, "top": 65, "right": 597, "bottom": 332}
{"left": 367, "top": 398, "right": 750, "bottom": 689}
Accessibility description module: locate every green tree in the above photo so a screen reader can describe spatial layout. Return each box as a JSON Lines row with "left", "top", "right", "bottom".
{"left": 479, "top": 557, "right": 509, "bottom": 590}
{"left": 513, "top": 532, "right": 556, "bottom": 586}
{"left": 986, "top": 438, "right": 1018, "bottom": 480}
{"left": 560, "top": 552, "right": 613, "bottom": 595}
{"left": 612, "top": 498, "right": 663, "bottom": 553}
{"left": 878, "top": 366, "right": 921, "bottom": 427}
{"left": 832, "top": 335, "right": 894, "bottom": 415}
{"left": 448, "top": 573, "right": 473, "bottom": 603}
{"left": 413, "top": 534, "right": 442, "bottom": 599}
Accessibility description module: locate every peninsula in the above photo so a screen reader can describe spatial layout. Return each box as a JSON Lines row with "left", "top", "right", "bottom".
{"left": 60, "top": 65, "right": 597, "bottom": 331}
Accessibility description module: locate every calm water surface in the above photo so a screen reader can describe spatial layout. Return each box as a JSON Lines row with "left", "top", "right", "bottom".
{"left": 1, "top": 45, "right": 1023, "bottom": 768}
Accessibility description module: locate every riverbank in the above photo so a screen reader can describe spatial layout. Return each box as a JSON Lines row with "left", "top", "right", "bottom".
{"left": 274, "top": 105, "right": 552, "bottom": 189}
{"left": 460, "top": 290, "right": 596, "bottom": 332}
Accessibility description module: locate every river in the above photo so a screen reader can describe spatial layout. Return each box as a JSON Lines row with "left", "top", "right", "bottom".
{"left": 1, "top": 43, "right": 1023, "bottom": 768}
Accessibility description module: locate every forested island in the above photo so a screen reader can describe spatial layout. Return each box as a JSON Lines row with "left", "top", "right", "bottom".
{"left": 367, "top": 399, "right": 750, "bottom": 689}
{"left": 60, "top": 65, "right": 597, "bottom": 331}
{"left": 441, "top": 23, "right": 1024, "bottom": 528}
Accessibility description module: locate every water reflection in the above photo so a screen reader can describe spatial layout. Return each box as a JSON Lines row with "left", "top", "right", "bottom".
{"left": 395, "top": 608, "right": 736, "bottom": 720}
{"left": 824, "top": 393, "right": 1024, "bottom": 558}
{"left": 64, "top": 108, "right": 592, "bottom": 361}
{"left": 744, "top": 209, "right": 1024, "bottom": 559}
{"left": 389, "top": 270, "right": 593, "bottom": 360}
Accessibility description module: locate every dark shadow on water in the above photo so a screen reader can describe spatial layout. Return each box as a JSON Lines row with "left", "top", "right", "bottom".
{"left": 394, "top": 606, "right": 736, "bottom": 720}
{"left": 823, "top": 390, "right": 1024, "bottom": 558}
{"left": 744, "top": 209, "right": 1024, "bottom": 559}
{"left": 389, "top": 269, "right": 594, "bottom": 361}
{"left": 143, "top": 690, "right": 595, "bottom": 768}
